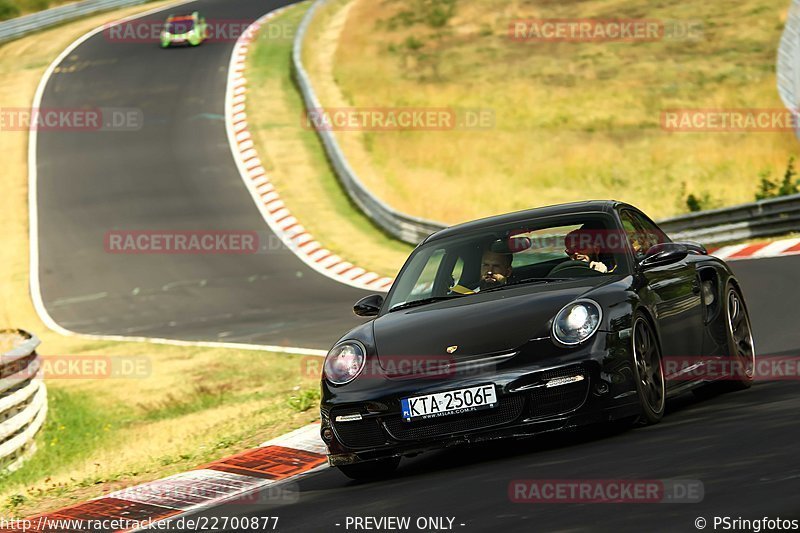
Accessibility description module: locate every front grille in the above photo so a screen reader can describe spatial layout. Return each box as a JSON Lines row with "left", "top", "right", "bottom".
{"left": 383, "top": 394, "right": 525, "bottom": 441}
{"left": 528, "top": 366, "right": 589, "bottom": 419}
{"left": 331, "top": 408, "right": 388, "bottom": 449}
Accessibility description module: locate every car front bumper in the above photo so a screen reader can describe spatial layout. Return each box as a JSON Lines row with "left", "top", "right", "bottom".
{"left": 322, "top": 341, "right": 641, "bottom": 466}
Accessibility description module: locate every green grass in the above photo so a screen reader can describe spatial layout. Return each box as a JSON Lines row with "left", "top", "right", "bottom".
{"left": 0, "top": 388, "right": 116, "bottom": 508}
{"left": 245, "top": 3, "right": 411, "bottom": 277}
{"left": 0, "top": 0, "right": 327, "bottom": 519}
{"left": 0, "top": 344, "right": 321, "bottom": 518}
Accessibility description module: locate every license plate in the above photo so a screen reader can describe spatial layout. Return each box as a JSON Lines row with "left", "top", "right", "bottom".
{"left": 400, "top": 384, "right": 497, "bottom": 422}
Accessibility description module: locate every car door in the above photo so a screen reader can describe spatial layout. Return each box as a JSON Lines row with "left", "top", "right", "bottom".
{"left": 620, "top": 209, "right": 705, "bottom": 363}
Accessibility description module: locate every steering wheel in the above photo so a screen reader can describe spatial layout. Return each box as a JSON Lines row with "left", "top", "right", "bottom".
{"left": 548, "top": 259, "right": 602, "bottom": 278}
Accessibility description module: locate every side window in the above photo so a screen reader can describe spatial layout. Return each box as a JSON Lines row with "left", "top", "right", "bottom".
{"left": 620, "top": 210, "right": 668, "bottom": 259}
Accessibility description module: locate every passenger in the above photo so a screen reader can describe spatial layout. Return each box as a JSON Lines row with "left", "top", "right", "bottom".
{"left": 564, "top": 228, "right": 611, "bottom": 273}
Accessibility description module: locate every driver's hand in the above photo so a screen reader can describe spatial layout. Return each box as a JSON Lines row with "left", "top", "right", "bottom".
{"left": 589, "top": 261, "right": 608, "bottom": 273}
{"left": 479, "top": 272, "right": 507, "bottom": 290}
{"left": 485, "top": 272, "right": 507, "bottom": 284}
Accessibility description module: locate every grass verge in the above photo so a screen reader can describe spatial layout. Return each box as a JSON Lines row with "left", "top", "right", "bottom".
{"left": 0, "top": 0, "right": 77, "bottom": 21}
{"left": 303, "top": 0, "right": 798, "bottom": 224}
{"left": 0, "top": 2, "right": 320, "bottom": 517}
{"left": 245, "top": 2, "right": 412, "bottom": 278}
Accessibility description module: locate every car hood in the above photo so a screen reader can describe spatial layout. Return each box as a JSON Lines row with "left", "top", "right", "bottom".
{"left": 374, "top": 277, "right": 616, "bottom": 365}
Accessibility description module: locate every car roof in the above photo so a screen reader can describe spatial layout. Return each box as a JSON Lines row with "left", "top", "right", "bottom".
{"left": 167, "top": 14, "right": 195, "bottom": 21}
{"left": 424, "top": 200, "right": 635, "bottom": 243}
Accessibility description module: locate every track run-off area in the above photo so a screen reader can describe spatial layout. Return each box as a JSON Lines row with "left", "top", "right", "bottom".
{"left": 29, "top": 0, "right": 800, "bottom": 530}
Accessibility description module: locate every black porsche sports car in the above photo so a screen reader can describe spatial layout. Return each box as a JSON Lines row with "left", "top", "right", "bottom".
{"left": 320, "top": 201, "right": 755, "bottom": 479}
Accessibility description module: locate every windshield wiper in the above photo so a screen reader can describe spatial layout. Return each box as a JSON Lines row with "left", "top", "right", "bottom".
{"left": 389, "top": 295, "right": 463, "bottom": 312}
{"left": 481, "top": 277, "right": 569, "bottom": 293}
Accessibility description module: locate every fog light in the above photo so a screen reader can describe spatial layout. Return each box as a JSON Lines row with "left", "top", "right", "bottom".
{"left": 545, "top": 375, "right": 585, "bottom": 388}
{"left": 594, "top": 382, "right": 609, "bottom": 395}
{"left": 322, "top": 428, "right": 333, "bottom": 441}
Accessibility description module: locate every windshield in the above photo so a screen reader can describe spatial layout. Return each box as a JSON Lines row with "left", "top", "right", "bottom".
{"left": 166, "top": 18, "right": 195, "bottom": 34}
{"left": 386, "top": 213, "right": 634, "bottom": 311}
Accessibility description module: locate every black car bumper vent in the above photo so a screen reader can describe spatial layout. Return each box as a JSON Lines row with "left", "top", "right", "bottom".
{"left": 528, "top": 366, "right": 589, "bottom": 419}
{"left": 330, "top": 409, "right": 388, "bottom": 449}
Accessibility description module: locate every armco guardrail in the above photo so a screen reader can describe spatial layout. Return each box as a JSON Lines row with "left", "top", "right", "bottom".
{"left": 294, "top": 0, "right": 799, "bottom": 246}
{"left": 0, "top": 330, "right": 47, "bottom": 472}
{"left": 657, "top": 194, "right": 800, "bottom": 245}
{"left": 291, "top": 0, "right": 446, "bottom": 244}
{"left": 777, "top": 0, "right": 800, "bottom": 138}
{"left": 0, "top": 0, "right": 148, "bottom": 44}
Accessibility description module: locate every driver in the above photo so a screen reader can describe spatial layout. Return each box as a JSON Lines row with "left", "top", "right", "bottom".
{"left": 450, "top": 248, "right": 512, "bottom": 294}
{"left": 477, "top": 249, "right": 513, "bottom": 290}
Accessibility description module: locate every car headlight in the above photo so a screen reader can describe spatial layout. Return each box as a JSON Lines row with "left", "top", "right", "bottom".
{"left": 552, "top": 299, "right": 602, "bottom": 346}
{"left": 323, "top": 341, "right": 366, "bottom": 385}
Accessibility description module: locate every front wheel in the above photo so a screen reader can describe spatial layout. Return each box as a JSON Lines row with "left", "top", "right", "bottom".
{"left": 722, "top": 286, "right": 755, "bottom": 390}
{"left": 631, "top": 314, "right": 665, "bottom": 425}
{"left": 336, "top": 456, "right": 400, "bottom": 481}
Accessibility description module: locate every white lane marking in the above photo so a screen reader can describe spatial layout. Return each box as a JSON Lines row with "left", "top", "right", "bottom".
{"left": 750, "top": 238, "right": 800, "bottom": 258}
{"left": 25, "top": 0, "right": 333, "bottom": 355}
{"left": 104, "top": 469, "right": 273, "bottom": 510}
{"left": 709, "top": 243, "right": 749, "bottom": 260}
{"left": 223, "top": 6, "right": 393, "bottom": 293}
{"left": 260, "top": 422, "right": 327, "bottom": 455}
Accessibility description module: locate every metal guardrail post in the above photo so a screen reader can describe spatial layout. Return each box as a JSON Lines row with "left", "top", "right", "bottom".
{"left": 0, "top": 0, "right": 149, "bottom": 44}
{"left": 292, "top": 0, "right": 447, "bottom": 245}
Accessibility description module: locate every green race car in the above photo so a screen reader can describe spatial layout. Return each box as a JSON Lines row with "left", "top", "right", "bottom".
{"left": 160, "top": 11, "right": 208, "bottom": 48}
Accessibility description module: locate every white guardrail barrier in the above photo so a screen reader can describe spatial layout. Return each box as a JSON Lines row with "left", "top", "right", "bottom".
{"left": 0, "top": 0, "right": 149, "bottom": 43}
{"left": 291, "top": 0, "right": 445, "bottom": 245}
{"left": 294, "top": 0, "right": 800, "bottom": 246}
{"left": 0, "top": 330, "right": 46, "bottom": 472}
{"left": 777, "top": 0, "right": 800, "bottom": 138}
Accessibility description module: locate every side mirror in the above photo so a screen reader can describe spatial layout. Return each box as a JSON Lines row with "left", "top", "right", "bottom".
{"left": 675, "top": 241, "right": 708, "bottom": 255}
{"left": 641, "top": 242, "right": 689, "bottom": 269}
{"left": 353, "top": 294, "right": 384, "bottom": 317}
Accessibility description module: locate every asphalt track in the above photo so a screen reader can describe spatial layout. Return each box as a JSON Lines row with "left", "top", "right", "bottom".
{"left": 167, "top": 255, "right": 800, "bottom": 532}
{"left": 35, "top": 0, "right": 370, "bottom": 350}
{"left": 33, "top": 0, "right": 800, "bottom": 530}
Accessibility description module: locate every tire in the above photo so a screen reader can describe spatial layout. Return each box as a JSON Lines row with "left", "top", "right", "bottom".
{"left": 630, "top": 313, "right": 665, "bottom": 425}
{"left": 722, "top": 285, "right": 755, "bottom": 390}
{"left": 336, "top": 456, "right": 400, "bottom": 481}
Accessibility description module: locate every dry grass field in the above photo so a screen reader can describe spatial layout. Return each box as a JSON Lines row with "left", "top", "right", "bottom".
{"left": 305, "top": 0, "right": 797, "bottom": 224}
